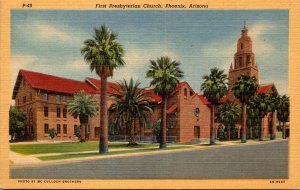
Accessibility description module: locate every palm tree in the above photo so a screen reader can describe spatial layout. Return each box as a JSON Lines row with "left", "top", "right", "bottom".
{"left": 110, "top": 78, "right": 153, "bottom": 146}
{"left": 201, "top": 67, "right": 227, "bottom": 145}
{"left": 67, "top": 91, "right": 98, "bottom": 141}
{"left": 146, "top": 56, "right": 184, "bottom": 149}
{"left": 246, "top": 99, "right": 260, "bottom": 139}
{"left": 268, "top": 95, "right": 279, "bottom": 140}
{"left": 248, "top": 94, "right": 272, "bottom": 141}
{"left": 81, "top": 25, "right": 125, "bottom": 154}
{"left": 232, "top": 75, "right": 258, "bottom": 143}
{"left": 218, "top": 103, "right": 241, "bottom": 140}
{"left": 277, "top": 95, "right": 289, "bottom": 139}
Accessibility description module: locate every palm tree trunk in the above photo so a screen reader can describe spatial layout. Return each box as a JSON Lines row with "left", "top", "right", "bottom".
{"left": 241, "top": 103, "right": 247, "bottom": 143}
{"left": 210, "top": 104, "right": 215, "bottom": 145}
{"left": 129, "top": 117, "right": 136, "bottom": 145}
{"left": 270, "top": 111, "right": 276, "bottom": 140}
{"left": 228, "top": 126, "right": 231, "bottom": 141}
{"left": 81, "top": 123, "right": 86, "bottom": 141}
{"left": 140, "top": 120, "right": 144, "bottom": 140}
{"left": 259, "top": 117, "right": 264, "bottom": 141}
{"left": 99, "top": 75, "right": 108, "bottom": 154}
{"left": 160, "top": 96, "right": 167, "bottom": 149}
{"left": 282, "top": 121, "right": 286, "bottom": 139}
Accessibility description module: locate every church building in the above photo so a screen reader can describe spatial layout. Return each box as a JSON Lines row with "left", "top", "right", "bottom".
{"left": 12, "top": 25, "right": 278, "bottom": 142}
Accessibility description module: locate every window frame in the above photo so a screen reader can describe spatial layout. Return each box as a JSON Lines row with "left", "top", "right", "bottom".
{"left": 57, "top": 107, "right": 61, "bottom": 118}
{"left": 44, "top": 107, "right": 48, "bottom": 117}
{"left": 43, "top": 93, "right": 48, "bottom": 101}
{"left": 63, "top": 107, "right": 67, "bottom": 118}
{"left": 44, "top": 123, "right": 49, "bottom": 134}
{"left": 63, "top": 124, "right": 67, "bottom": 134}
{"left": 57, "top": 124, "right": 61, "bottom": 134}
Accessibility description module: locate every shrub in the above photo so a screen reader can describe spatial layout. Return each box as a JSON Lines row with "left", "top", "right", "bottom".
{"left": 230, "top": 127, "right": 238, "bottom": 139}
{"left": 48, "top": 129, "right": 57, "bottom": 140}
{"left": 217, "top": 125, "right": 226, "bottom": 140}
{"left": 74, "top": 126, "right": 82, "bottom": 141}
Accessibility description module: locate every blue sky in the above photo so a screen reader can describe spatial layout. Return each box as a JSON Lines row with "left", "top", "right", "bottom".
{"left": 11, "top": 10, "right": 289, "bottom": 95}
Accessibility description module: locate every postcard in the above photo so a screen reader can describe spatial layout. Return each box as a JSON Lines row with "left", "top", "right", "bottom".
{"left": 0, "top": 0, "right": 299, "bottom": 189}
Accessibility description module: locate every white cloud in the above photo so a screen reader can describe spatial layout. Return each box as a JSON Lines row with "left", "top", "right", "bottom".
{"left": 34, "top": 22, "right": 72, "bottom": 42}
{"left": 11, "top": 54, "right": 39, "bottom": 85}
{"left": 65, "top": 59, "right": 89, "bottom": 71}
{"left": 124, "top": 46, "right": 180, "bottom": 66}
{"left": 249, "top": 23, "right": 276, "bottom": 58}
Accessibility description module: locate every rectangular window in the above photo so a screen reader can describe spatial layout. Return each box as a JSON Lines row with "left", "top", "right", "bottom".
{"left": 57, "top": 124, "right": 61, "bottom": 134}
{"left": 56, "top": 95, "right": 60, "bottom": 102}
{"left": 74, "top": 125, "right": 78, "bottom": 135}
{"left": 43, "top": 93, "right": 48, "bottom": 101}
{"left": 61, "top": 95, "right": 67, "bottom": 102}
{"left": 63, "top": 124, "right": 67, "bottom": 134}
{"left": 63, "top": 108, "right": 67, "bottom": 118}
{"left": 23, "top": 96, "right": 26, "bottom": 103}
{"left": 44, "top": 124, "right": 49, "bottom": 133}
{"left": 57, "top": 107, "right": 61, "bottom": 118}
{"left": 44, "top": 107, "right": 48, "bottom": 117}
{"left": 146, "top": 122, "right": 151, "bottom": 129}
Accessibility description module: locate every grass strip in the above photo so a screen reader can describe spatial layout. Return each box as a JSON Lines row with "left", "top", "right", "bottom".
{"left": 37, "top": 146, "right": 193, "bottom": 161}
{"left": 10, "top": 142, "right": 159, "bottom": 155}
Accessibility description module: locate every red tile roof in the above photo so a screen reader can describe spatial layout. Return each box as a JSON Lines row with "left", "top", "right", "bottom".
{"left": 198, "top": 94, "right": 211, "bottom": 105}
{"left": 167, "top": 104, "right": 177, "bottom": 113}
{"left": 257, "top": 84, "right": 273, "bottom": 94}
{"left": 13, "top": 70, "right": 96, "bottom": 98}
{"left": 143, "top": 89, "right": 162, "bottom": 103}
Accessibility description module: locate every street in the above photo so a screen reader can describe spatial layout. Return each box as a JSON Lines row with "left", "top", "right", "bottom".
{"left": 10, "top": 140, "right": 288, "bottom": 179}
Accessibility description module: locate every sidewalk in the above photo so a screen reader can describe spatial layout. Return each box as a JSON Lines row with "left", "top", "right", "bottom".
{"left": 10, "top": 138, "right": 287, "bottom": 167}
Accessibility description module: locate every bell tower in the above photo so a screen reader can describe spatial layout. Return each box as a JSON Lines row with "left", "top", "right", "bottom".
{"left": 228, "top": 24, "right": 259, "bottom": 93}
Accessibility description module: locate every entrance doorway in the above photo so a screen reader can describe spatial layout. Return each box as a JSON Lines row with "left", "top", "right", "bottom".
{"left": 194, "top": 126, "right": 200, "bottom": 138}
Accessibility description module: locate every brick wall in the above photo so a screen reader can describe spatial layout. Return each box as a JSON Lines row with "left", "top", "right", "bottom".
{"left": 177, "top": 84, "right": 211, "bottom": 142}
{"left": 15, "top": 77, "right": 80, "bottom": 141}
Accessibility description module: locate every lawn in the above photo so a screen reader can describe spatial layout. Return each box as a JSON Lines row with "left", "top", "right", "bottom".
{"left": 10, "top": 141, "right": 159, "bottom": 155}
{"left": 37, "top": 146, "right": 193, "bottom": 161}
